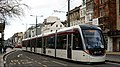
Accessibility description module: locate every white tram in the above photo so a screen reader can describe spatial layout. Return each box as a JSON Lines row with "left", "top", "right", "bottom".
{"left": 22, "top": 25, "right": 106, "bottom": 63}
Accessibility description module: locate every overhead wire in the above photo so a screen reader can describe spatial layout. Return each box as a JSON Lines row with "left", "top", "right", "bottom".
{"left": 51, "top": 0, "right": 68, "bottom": 15}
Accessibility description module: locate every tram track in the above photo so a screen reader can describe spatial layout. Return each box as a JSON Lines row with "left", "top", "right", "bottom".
{"left": 3, "top": 50, "right": 120, "bottom": 67}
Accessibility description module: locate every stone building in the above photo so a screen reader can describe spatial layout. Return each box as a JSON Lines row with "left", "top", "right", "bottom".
{"left": 86, "top": 0, "right": 94, "bottom": 24}
{"left": 23, "top": 23, "right": 42, "bottom": 39}
{"left": 41, "top": 16, "right": 66, "bottom": 33}
{"left": 11, "top": 32, "right": 23, "bottom": 47}
{"left": 66, "top": 6, "right": 81, "bottom": 26}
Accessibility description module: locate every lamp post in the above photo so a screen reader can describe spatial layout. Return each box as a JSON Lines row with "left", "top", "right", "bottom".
{"left": 30, "top": 15, "right": 43, "bottom": 36}
{"left": 30, "top": 15, "right": 43, "bottom": 52}
{"left": 68, "top": 0, "right": 70, "bottom": 27}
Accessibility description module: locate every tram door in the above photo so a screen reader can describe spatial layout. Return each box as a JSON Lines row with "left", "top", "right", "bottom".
{"left": 43, "top": 37, "right": 46, "bottom": 54}
{"left": 67, "top": 34, "right": 72, "bottom": 59}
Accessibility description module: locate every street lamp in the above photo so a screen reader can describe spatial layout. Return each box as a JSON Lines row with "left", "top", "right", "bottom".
{"left": 30, "top": 15, "right": 43, "bottom": 36}
{"left": 30, "top": 15, "right": 43, "bottom": 52}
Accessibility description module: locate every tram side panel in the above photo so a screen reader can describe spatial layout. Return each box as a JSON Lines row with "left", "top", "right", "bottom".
{"left": 56, "top": 34, "right": 67, "bottom": 59}
{"left": 30, "top": 39, "right": 36, "bottom": 52}
{"left": 71, "top": 32, "right": 90, "bottom": 62}
{"left": 25, "top": 40, "right": 30, "bottom": 51}
{"left": 46, "top": 36, "right": 55, "bottom": 57}
{"left": 22, "top": 41, "right": 26, "bottom": 50}
{"left": 36, "top": 37, "right": 42, "bottom": 53}
{"left": 22, "top": 25, "right": 106, "bottom": 63}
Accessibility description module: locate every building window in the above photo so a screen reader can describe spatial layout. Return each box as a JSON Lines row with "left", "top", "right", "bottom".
{"left": 100, "top": 8, "right": 105, "bottom": 17}
{"left": 60, "top": 25, "right": 62, "bottom": 27}
{"left": 56, "top": 25, "right": 58, "bottom": 27}
{"left": 51, "top": 30, "right": 52, "bottom": 32}
{"left": 99, "top": 0, "right": 105, "bottom": 4}
{"left": 81, "top": 11, "right": 82, "bottom": 16}
{"left": 83, "top": 10, "right": 86, "bottom": 15}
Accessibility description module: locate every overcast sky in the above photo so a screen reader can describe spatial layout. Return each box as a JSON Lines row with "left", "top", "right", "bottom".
{"left": 4, "top": 0, "right": 82, "bottom": 40}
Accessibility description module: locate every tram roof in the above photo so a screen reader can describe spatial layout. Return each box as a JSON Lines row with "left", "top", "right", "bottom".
{"left": 22, "top": 24, "right": 100, "bottom": 41}
{"left": 79, "top": 24, "right": 100, "bottom": 30}
{"left": 42, "top": 25, "right": 80, "bottom": 36}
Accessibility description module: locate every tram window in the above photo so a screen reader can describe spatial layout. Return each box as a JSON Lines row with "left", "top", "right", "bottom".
{"left": 47, "top": 36, "right": 55, "bottom": 49}
{"left": 22, "top": 41, "right": 25, "bottom": 47}
{"left": 57, "top": 35, "right": 67, "bottom": 49}
{"left": 37, "top": 38, "right": 42, "bottom": 48}
{"left": 31, "top": 39, "right": 36, "bottom": 47}
{"left": 73, "top": 34, "right": 83, "bottom": 50}
{"left": 44, "top": 38, "right": 48, "bottom": 47}
{"left": 28, "top": 40, "right": 30, "bottom": 47}
{"left": 23, "top": 41, "right": 27, "bottom": 47}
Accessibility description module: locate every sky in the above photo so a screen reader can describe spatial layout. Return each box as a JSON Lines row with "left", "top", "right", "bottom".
{"left": 4, "top": 0, "right": 82, "bottom": 40}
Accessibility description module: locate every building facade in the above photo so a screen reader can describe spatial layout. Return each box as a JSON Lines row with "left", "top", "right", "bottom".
{"left": 80, "top": 2, "right": 87, "bottom": 24}
{"left": 86, "top": 0, "right": 94, "bottom": 24}
{"left": 66, "top": 6, "right": 81, "bottom": 26}
{"left": 42, "top": 16, "right": 65, "bottom": 33}
{"left": 116, "top": 0, "right": 120, "bottom": 30}
{"left": 11, "top": 32, "right": 23, "bottom": 47}
{"left": 23, "top": 23, "right": 42, "bottom": 39}
{"left": 93, "top": 0, "right": 120, "bottom": 52}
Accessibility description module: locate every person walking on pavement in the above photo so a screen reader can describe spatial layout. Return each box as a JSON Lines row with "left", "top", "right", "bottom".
{"left": 0, "top": 47, "right": 2, "bottom": 53}
{"left": 3, "top": 46, "right": 7, "bottom": 53}
{"left": 0, "top": 44, "right": 2, "bottom": 53}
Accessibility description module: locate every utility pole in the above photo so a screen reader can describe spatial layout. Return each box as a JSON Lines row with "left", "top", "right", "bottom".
{"left": 30, "top": 15, "right": 43, "bottom": 52}
{"left": 68, "top": 0, "right": 70, "bottom": 27}
{"left": 35, "top": 16, "right": 37, "bottom": 36}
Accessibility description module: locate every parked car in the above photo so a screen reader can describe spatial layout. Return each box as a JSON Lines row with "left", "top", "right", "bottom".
{"left": 15, "top": 45, "right": 22, "bottom": 48}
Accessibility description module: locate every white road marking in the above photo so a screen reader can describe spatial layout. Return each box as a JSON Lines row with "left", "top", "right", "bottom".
{"left": 52, "top": 61, "right": 67, "bottom": 66}
{"left": 17, "top": 54, "right": 23, "bottom": 57}
{"left": 42, "top": 58, "right": 48, "bottom": 60}
{"left": 18, "top": 62, "right": 21, "bottom": 64}
{"left": 4, "top": 50, "right": 17, "bottom": 61}
{"left": 43, "top": 65, "right": 47, "bottom": 67}
{"left": 38, "top": 62, "right": 42, "bottom": 64}
{"left": 26, "top": 61, "right": 33, "bottom": 64}
{"left": 42, "top": 61, "right": 49, "bottom": 62}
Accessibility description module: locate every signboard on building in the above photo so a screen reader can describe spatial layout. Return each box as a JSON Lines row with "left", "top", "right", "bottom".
{"left": 93, "top": 18, "right": 99, "bottom": 26}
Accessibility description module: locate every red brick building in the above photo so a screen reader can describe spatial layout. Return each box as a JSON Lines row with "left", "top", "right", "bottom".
{"left": 93, "top": 0, "right": 120, "bottom": 52}
{"left": 94, "top": 0, "right": 116, "bottom": 31}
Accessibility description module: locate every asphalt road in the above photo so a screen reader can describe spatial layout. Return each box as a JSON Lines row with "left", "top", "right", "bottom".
{"left": 4, "top": 50, "right": 120, "bottom": 67}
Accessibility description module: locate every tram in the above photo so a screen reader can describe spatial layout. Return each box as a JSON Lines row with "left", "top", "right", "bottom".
{"left": 22, "top": 25, "right": 106, "bottom": 63}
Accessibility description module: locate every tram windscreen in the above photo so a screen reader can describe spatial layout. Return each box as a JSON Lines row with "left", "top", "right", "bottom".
{"left": 83, "top": 30, "right": 104, "bottom": 49}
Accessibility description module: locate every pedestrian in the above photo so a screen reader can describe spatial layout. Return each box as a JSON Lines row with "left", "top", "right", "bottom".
{"left": 3, "top": 46, "right": 7, "bottom": 53}
{"left": 0, "top": 47, "right": 2, "bottom": 53}
{"left": 0, "top": 43, "right": 2, "bottom": 53}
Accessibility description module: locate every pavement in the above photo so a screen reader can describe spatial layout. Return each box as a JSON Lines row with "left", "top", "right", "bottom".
{"left": 0, "top": 53, "right": 4, "bottom": 67}
{"left": 0, "top": 48, "right": 16, "bottom": 67}
{"left": 106, "top": 51, "right": 120, "bottom": 63}
{"left": 0, "top": 48, "right": 120, "bottom": 67}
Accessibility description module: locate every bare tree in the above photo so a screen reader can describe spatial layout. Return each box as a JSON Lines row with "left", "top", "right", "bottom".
{"left": 0, "top": 0, "right": 28, "bottom": 24}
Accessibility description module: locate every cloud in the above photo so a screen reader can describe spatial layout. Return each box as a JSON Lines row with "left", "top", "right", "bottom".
{"left": 4, "top": 0, "right": 82, "bottom": 40}
{"left": 22, "top": 0, "right": 66, "bottom": 9}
